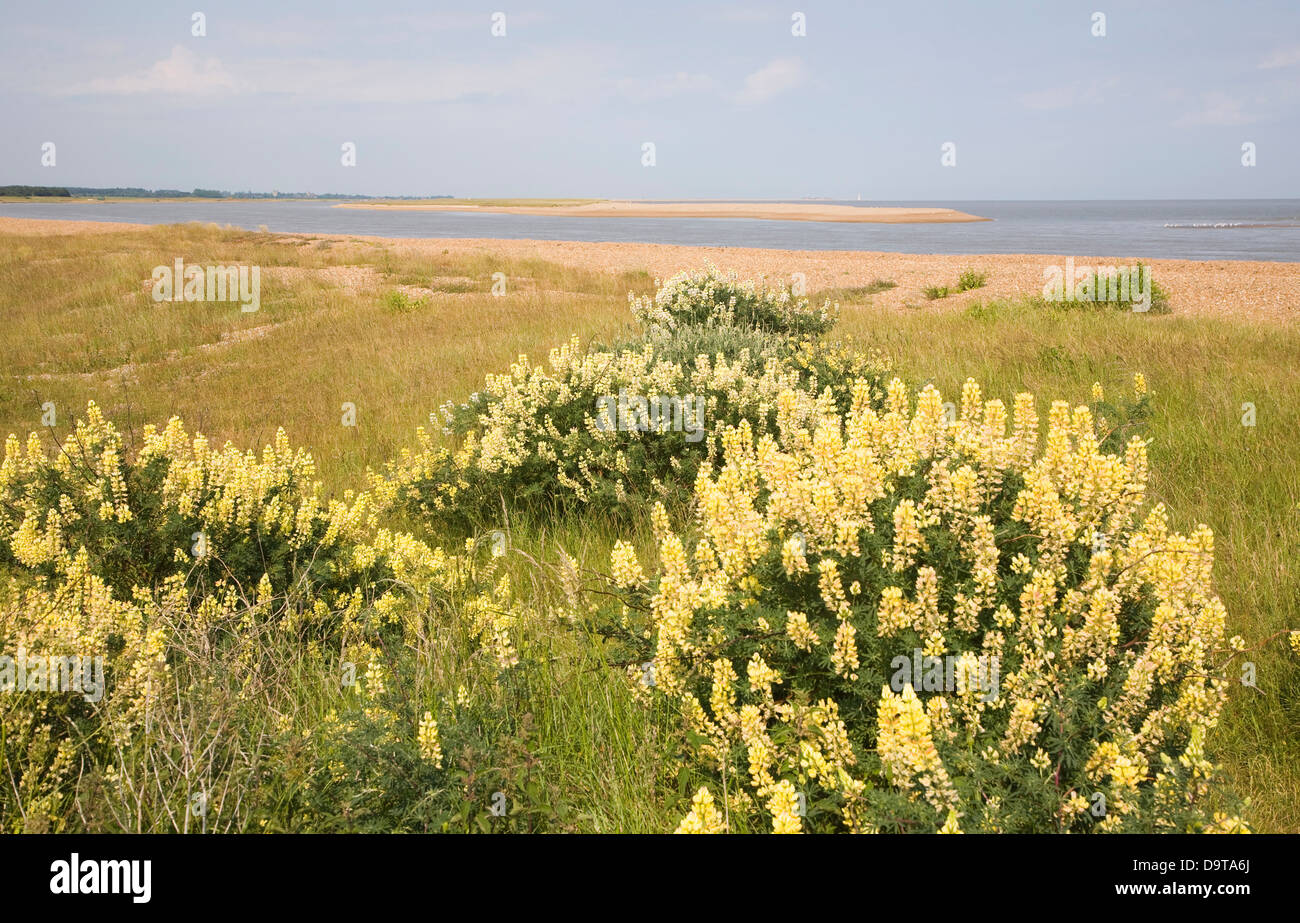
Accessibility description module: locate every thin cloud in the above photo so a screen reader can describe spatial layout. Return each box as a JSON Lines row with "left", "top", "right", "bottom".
{"left": 57, "top": 44, "right": 612, "bottom": 105}
{"left": 616, "top": 71, "right": 720, "bottom": 102}
{"left": 1173, "top": 92, "right": 1259, "bottom": 127}
{"left": 712, "top": 8, "right": 777, "bottom": 23}
{"left": 1259, "top": 45, "right": 1300, "bottom": 69}
{"left": 734, "top": 57, "right": 806, "bottom": 105}
{"left": 68, "top": 45, "right": 241, "bottom": 96}
{"left": 1020, "top": 79, "right": 1110, "bottom": 111}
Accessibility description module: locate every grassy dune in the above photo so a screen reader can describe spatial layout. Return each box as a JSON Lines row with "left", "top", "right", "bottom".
{"left": 2, "top": 223, "right": 1296, "bottom": 830}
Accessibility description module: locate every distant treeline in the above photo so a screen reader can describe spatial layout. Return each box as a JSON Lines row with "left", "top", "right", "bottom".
{"left": 0, "top": 185, "right": 72, "bottom": 196}
{"left": 0, "top": 185, "right": 454, "bottom": 200}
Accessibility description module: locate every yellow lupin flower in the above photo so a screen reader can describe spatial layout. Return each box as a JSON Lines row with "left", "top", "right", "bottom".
{"left": 675, "top": 787, "right": 727, "bottom": 834}
{"left": 876, "top": 684, "right": 958, "bottom": 813}
{"left": 610, "top": 540, "right": 645, "bottom": 587}
{"left": 831, "top": 620, "right": 860, "bottom": 681}
{"left": 746, "top": 652, "right": 781, "bottom": 699}
{"left": 607, "top": 367, "right": 1234, "bottom": 834}
{"left": 785, "top": 610, "right": 821, "bottom": 650}
{"left": 418, "top": 711, "right": 443, "bottom": 767}
{"left": 766, "top": 780, "right": 803, "bottom": 834}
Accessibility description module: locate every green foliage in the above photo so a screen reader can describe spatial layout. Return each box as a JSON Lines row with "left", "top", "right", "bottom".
{"left": 1047, "top": 262, "right": 1171, "bottom": 314}
{"left": 0, "top": 251, "right": 1268, "bottom": 834}
{"left": 383, "top": 289, "right": 426, "bottom": 314}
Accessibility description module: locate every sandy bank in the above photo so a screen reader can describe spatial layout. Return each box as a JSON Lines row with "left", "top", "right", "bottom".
{"left": 0, "top": 216, "right": 154, "bottom": 235}
{"left": 332, "top": 200, "right": 989, "bottom": 223}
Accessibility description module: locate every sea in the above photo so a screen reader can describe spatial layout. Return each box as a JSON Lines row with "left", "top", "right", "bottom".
{"left": 1, "top": 199, "right": 1297, "bottom": 262}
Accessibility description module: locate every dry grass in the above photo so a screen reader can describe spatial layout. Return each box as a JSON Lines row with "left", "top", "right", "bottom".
{"left": 1, "top": 223, "right": 649, "bottom": 489}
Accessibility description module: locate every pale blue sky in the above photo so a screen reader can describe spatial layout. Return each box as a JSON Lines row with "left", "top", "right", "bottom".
{"left": 1, "top": 0, "right": 1297, "bottom": 198}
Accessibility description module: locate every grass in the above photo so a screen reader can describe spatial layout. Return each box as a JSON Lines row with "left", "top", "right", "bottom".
{"left": 923, "top": 268, "right": 987, "bottom": 301}
{"left": 815, "top": 280, "right": 897, "bottom": 303}
{"left": 2, "top": 223, "right": 1295, "bottom": 830}
{"left": 0, "top": 223, "right": 651, "bottom": 492}
{"left": 1052, "top": 262, "right": 1171, "bottom": 314}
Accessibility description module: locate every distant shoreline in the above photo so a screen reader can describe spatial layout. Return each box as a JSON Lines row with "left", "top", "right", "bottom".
{"left": 2, "top": 215, "right": 1295, "bottom": 324}
{"left": 0, "top": 196, "right": 987, "bottom": 223}
{"left": 332, "top": 200, "right": 989, "bottom": 224}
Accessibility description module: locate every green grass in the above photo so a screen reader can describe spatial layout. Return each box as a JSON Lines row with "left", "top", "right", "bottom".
{"left": 2, "top": 223, "right": 1295, "bottom": 830}
{"left": 923, "top": 268, "right": 987, "bottom": 300}
{"left": 814, "top": 280, "right": 897, "bottom": 302}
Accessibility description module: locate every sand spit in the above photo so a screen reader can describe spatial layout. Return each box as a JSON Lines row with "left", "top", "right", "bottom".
{"left": 332, "top": 200, "right": 989, "bottom": 223}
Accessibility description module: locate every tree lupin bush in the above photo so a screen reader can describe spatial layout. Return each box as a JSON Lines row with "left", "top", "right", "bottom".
{"left": 612, "top": 375, "right": 1250, "bottom": 833}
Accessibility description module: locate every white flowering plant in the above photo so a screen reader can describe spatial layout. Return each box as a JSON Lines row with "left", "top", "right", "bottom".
{"left": 375, "top": 271, "right": 877, "bottom": 528}
{"left": 630, "top": 267, "right": 837, "bottom": 339}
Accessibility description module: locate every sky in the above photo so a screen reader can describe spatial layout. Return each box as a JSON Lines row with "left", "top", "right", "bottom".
{"left": 1, "top": 0, "right": 1297, "bottom": 199}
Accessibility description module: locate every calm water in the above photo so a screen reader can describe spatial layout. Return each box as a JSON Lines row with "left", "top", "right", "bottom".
{"left": 3, "top": 199, "right": 1298, "bottom": 262}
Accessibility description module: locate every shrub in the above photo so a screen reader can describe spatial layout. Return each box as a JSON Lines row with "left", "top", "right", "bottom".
{"left": 0, "top": 266, "right": 1247, "bottom": 834}
{"left": 1050, "top": 262, "right": 1170, "bottom": 314}
{"left": 376, "top": 268, "right": 882, "bottom": 527}
{"left": 957, "top": 269, "right": 988, "bottom": 292}
{"left": 0, "top": 403, "right": 480, "bottom": 831}
{"left": 375, "top": 337, "right": 891, "bottom": 527}
{"left": 383, "top": 289, "right": 426, "bottom": 313}
{"left": 630, "top": 267, "right": 836, "bottom": 338}
{"left": 0, "top": 403, "right": 376, "bottom": 602}
{"left": 610, "top": 374, "right": 1248, "bottom": 833}
{"left": 922, "top": 285, "right": 950, "bottom": 301}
